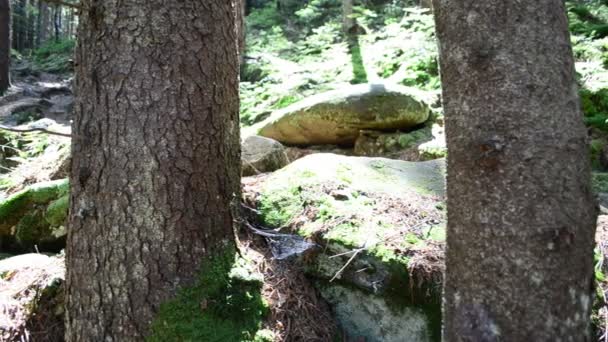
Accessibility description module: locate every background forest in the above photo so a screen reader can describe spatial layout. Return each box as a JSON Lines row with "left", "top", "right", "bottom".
{"left": 0, "top": 0, "right": 607, "bottom": 341}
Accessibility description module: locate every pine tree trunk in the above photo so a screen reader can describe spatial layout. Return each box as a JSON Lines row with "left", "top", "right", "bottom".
{"left": 53, "top": 5, "right": 60, "bottom": 41}
{"left": 26, "top": 0, "right": 35, "bottom": 50}
{"left": 39, "top": 1, "right": 49, "bottom": 44}
{"left": 237, "top": 0, "right": 246, "bottom": 65}
{"left": 12, "top": 0, "right": 26, "bottom": 51}
{"left": 0, "top": 0, "right": 10, "bottom": 94}
{"left": 65, "top": 0, "right": 241, "bottom": 340}
{"left": 36, "top": 0, "right": 42, "bottom": 47}
{"left": 342, "top": 0, "right": 355, "bottom": 34}
{"left": 433, "top": 0, "right": 598, "bottom": 340}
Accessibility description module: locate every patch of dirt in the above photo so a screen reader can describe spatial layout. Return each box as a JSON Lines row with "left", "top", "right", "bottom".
{"left": 0, "top": 254, "right": 65, "bottom": 342}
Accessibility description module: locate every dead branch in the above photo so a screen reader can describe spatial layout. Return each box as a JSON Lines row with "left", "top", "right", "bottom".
{"left": 0, "top": 125, "right": 72, "bottom": 138}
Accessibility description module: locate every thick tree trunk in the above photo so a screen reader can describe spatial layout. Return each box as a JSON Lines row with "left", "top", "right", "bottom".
{"left": 0, "top": 0, "right": 10, "bottom": 94}
{"left": 65, "top": 0, "right": 240, "bottom": 341}
{"left": 433, "top": 0, "right": 597, "bottom": 340}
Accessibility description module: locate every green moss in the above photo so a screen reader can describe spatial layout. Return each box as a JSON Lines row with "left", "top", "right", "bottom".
{"left": 45, "top": 194, "right": 69, "bottom": 227}
{"left": 15, "top": 211, "right": 50, "bottom": 247}
{"left": 258, "top": 184, "right": 304, "bottom": 227}
{"left": 419, "top": 145, "right": 447, "bottom": 160}
{"left": 581, "top": 88, "right": 608, "bottom": 131}
{"left": 148, "top": 248, "right": 268, "bottom": 342}
{"left": 0, "top": 179, "right": 68, "bottom": 232}
{"left": 382, "top": 259, "right": 442, "bottom": 342}
{"left": 593, "top": 172, "right": 608, "bottom": 193}
{"left": 271, "top": 95, "right": 300, "bottom": 109}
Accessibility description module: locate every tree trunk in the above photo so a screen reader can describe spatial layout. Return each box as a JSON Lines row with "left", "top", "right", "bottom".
{"left": 67, "top": 7, "right": 74, "bottom": 39}
{"left": 65, "top": 0, "right": 240, "bottom": 340}
{"left": 0, "top": 0, "right": 10, "bottom": 94}
{"left": 53, "top": 4, "right": 60, "bottom": 41}
{"left": 433, "top": 0, "right": 597, "bottom": 340}
{"left": 36, "top": 0, "right": 42, "bottom": 47}
{"left": 12, "top": 0, "right": 26, "bottom": 51}
{"left": 39, "top": 1, "right": 49, "bottom": 44}
{"left": 26, "top": 0, "right": 36, "bottom": 49}
{"left": 237, "top": 0, "right": 246, "bottom": 65}
{"left": 342, "top": 0, "right": 355, "bottom": 35}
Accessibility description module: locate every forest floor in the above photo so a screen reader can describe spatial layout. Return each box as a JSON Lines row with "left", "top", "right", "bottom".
{"left": 3, "top": 1, "right": 608, "bottom": 341}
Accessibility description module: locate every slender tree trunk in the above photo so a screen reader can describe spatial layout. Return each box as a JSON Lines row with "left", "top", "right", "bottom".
{"left": 433, "top": 0, "right": 597, "bottom": 340}
{"left": 0, "top": 0, "right": 10, "bottom": 94}
{"left": 12, "top": 0, "right": 26, "bottom": 51}
{"left": 342, "top": 0, "right": 355, "bottom": 34}
{"left": 39, "top": 1, "right": 49, "bottom": 44}
{"left": 66, "top": 0, "right": 240, "bottom": 340}
{"left": 237, "top": 0, "right": 246, "bottom": 65}
{"left": 26, "top": 0, "right": 35, "bottom": 49}
{"left": 53, "top": 4, "right": 60, "bottom": 41}
{"left": 67, "top": 7, "right": 74, "bottom": 39}
{"left": 36, "top": 0, "right": 42, "bottom": 47}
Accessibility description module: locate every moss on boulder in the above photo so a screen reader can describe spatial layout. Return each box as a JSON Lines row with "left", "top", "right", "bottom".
{"left": 0, "top": 179, "right": 68, "bottom": 252}
{"left": 244, "top": 153, "right": 445, "bottom": 341}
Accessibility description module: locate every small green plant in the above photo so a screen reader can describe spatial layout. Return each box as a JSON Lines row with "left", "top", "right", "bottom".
{"left": 568, "top": 3, "right": 608, "bottom": 38}
{"left": 271, "top": 95, "right": 300, "bottom": 109}
{"left": 581, "top": 88, "right": 608, "bottom": 131}
{"left": 401, "top": 55, "right": 440, "bottom": 90}
{"left": 247, "top": 3, "right": 283, "bottom": 31}
{"left": 295, "top": 0, "right": 341, "bottom": 29}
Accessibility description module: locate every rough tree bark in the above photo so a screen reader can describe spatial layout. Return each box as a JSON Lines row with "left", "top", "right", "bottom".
{"left": 0, "top": 0, "right": 10, "bottom": 94}
{"left": 432, "top": 0, "right": 598, "bottom": 340}
{"left": 65, "top": 0, "right": 240, "bottom": 341}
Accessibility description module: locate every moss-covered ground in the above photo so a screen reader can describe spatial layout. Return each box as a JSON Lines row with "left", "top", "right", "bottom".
{"left": 147, "top": 248, "right": 270, "bottom": 342}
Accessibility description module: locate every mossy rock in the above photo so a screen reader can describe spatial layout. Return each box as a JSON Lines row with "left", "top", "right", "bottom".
{"left": 249, "top": 83, "right": 431, "bottom": 145}
{"left": 0, "top": 179, "right": 69, "bottom": 252}
{"left": 245, "top": 153, "right": 445, "bottom": 341}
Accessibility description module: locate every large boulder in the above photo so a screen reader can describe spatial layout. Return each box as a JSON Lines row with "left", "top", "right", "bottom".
{"left": 241, "top": 136, "right": 289, "bottom": 176}
{"left": 0, "top": 253, "right": 65, "bottom": 342}
{"left": 249, "top": 83, "right": 431, "bottom": 145}
{"left": 243, "top": 154, "right": 445, "bottom": 341}
{"left": 0, "top": 179, "right": 69, "bottom": 253}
